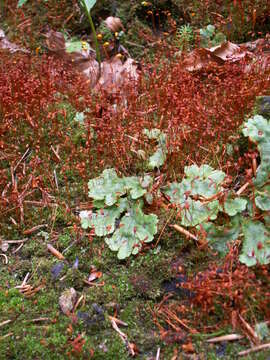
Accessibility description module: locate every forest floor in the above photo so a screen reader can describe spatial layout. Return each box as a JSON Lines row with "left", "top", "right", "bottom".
{"left": 1, "top": 1, "right": 270, "bottom": 359}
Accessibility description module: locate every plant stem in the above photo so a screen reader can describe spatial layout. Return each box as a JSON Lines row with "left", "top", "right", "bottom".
{"left": 82, "top": 2, "right": 101, "bottom": 76}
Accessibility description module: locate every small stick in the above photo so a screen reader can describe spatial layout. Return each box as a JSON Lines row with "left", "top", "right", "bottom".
{"left": 207, "top": 334, "right": 244, "bottom": 343}
{"left": 83, "top": 279, "right": 104, "bottom": 287}
{"left": 125, "top": 40, "right": 145, "bottom": 49}
{"left": 51, "top": 146, "right": 61, "bottom": 161}
{"left": 156, "top": 347, "right": 160, "bottom": 360}
{"left": 21, "top": 272, "right": 30, "bottom": 286}
{"left": 108, "top": 316, "right": 128, "bottom": 327}
{"left": 0, "top": 320, "right": 12, "bottom": 327}
{"left": 0, "top": 254, "right": 8, "bottom": 264}
{"left": 62, "top": 240, "right": 77, "bottom": 254}
{"left": 73, "top": 294, "right": 84, "bottom": 313}
{"left": 13, "top": 148, "right": 31, "bottom": 173}
{"left": 155, "top": 210, "right": 175, "bottom": 247}
{"left": 0, "top": 332, "right": 13, "bottom": 341}
{"left": 238, "top": 314, "right": 260, "bottom": 345}
{"left": 23, "top": 224, "right": 47, "bottom": 235}
{"left": 238, "top": 343, "right": 270, "bottom": 356}
{"left": 47, "top": 244, "right": 65, "bottom": 260}
{"left": 26, "top": 317, "right": 50, "bottom": 323}
{"left": 54, "top": 169, "right": 59, "bottom": 191}
{"left": 252, "top": 158, "right": 257, "bottom": 177}
{"left": 4, "top": 239, "right": 28, "bottom": 244}
{"left": 12, "top": 243, "right": 24, "bottom": 254}
{"left": 110, "top": 318, "right": 135, "bottom": 356}
{"left": 171, "top": 224, "right": 198, "bottom": 241}
{"left": 236, "top": 181, "right": 250, "bottom": 196}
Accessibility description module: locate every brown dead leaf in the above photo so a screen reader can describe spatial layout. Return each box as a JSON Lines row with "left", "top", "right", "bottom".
{"left": 44, "top": 30, "right": 99, "bottom": 87}
{"left": 182, "top": 48, "right": 224, "bottom": 71}
{"left": 210, "top": 41, "right": 248, "bottom": 62}
{"left": 104, "top": 17, "right": 124, "bottom": 33}
{"left": 88, "top": 271, "right": 102, "bottom": 282}
{"left": 183, "top": 41, "right": 252, "bottom": 72}
{"left": 44, "top": 31, "right": 138, "bottom": 91}
{"left": 96, "top": 56, "right": 139, "bottom": 92}
{"left": 0, "top": 29, "right": 29, "bottom": 54}
{"left": 182, "top": 342, "right": 195, "bottom": 353}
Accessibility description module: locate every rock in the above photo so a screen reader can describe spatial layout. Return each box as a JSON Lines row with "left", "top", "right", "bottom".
{"left": 59, "top": 288, "right": 77, "bottom": 315}
{"left": 255, "top": 96, "right": 270, "bottom": 118}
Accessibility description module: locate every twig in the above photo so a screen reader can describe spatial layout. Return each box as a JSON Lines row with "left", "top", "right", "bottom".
{"left": 13, "top": 148, "right": 31, "bottom": 173}
{"left": 108, "top": 316, "right": 128, "bottom": 327}
{"left": 73, "top": 295, "right": 85, "bottom": 313}
{"left": 0, "top": 254, "right": 8, "bottom": 264}
{"left": 0, "top": 332, "right": 13, "bottom": 340}
{"left": 54, "top": 169, "right": 59, "bottom": 191}
{"left": 238, "top": 314, "right": 260, "bottom": 345}
{"left": 0, "top": 320, "right": 12, "bottom": 327}
{"left": 171, "top": 224, "right": 198, "bottom": 241}
{"left": 125, "top": 40, "right": 145, "bottom": 49}
{"left": 23, "top": 224, "right": 47, "bottom": 235}
{"left": 207, "top": 334, "right": 244, "bottom": 343}
{"left": 26, "top": 317, "right": 50, "bottom": 323}
{"left": 4, "top": 238, "right": 28, "bottom": 244}
{"left": 155, "top": 209, "right": 175, "bottom": 247}
{"left": 21, "top": 272, "right": 30, "bottom": 286}
{"left": 238, "top": 343, "right": 270, "bottom": 356}
{"left": 110, "top": 318, "right": 135, "bottom": 356}
{"left": 252, "top": 158, "right": 257, "bottom": 177}
{"left": 12, "top": 243, "right": 24, "bottom": 254}
{"left": 50, "top": 145, "right": 61, "bottom": 162}
{"left": 83, "top": 279, "right": 105, "bottom": 287}
{"left": 236, "top": 181, "right": 250, "bottom": 196}
{"left": 156, "top": 347, "right": 160, "bottom": 360}
{"left": 47, "top": 244, "right": 65, "bottom": 260}
{"left": 62, "top": 240, "right": 77, "bottom": 254}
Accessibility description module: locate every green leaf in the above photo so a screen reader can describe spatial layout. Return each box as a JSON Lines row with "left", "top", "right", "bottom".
{"left": 224, "top": 196, "right": 247, "bottom": 216}
{"left": 143, "top": 128, "right": 161, "bottom": 140}
{"left": 140, "top": 175, "right": 153, "bottom": 189}
{"left": 80, "top": 0, "right": 97, "bottom": 12}
{"left": 239, "top": 220, "right": 270, "bottom": 266}
{"left": 163, "top": 181, "right": 186, "bottom": 205}
{"left": 148, "top": 147, "right": 167, "bottom": 169}
{"left": 180, "top": 199, "right": 219, "bottom": 227}
{"left": 184, "top": 164, "right": 225, "bottom": 185}
{"left": 88, "top": 169, "right": 126, "bottom": 206}
{"left": 17, "top": 0, "right": 28, "bottom": 7}
{"left": 80, "top": 198, "right": 128, "bottom": 236}
{"left": 74, "top": 112, "right": 85, "bottom": 124}
{"left": 200, "top": 215, "right": 241, "bottom": 256}
{"left": 124, "top": 176, "right": 147, "bottom": 199}
{"left": 144, "top": 192, "right": 153, "bottom": 205}
{"left": 255, "top": 184, "right": 270, "bottom": 211}
{"left": 66, "top": 39, "right": 90, "bottom": 53}
{"left": 242, "top": 115, "right": 270, "bottom": 187}
{"left": 255, "top": 322, "right": 270, "bottom": 341}
{"left": 105, "top": 201, "right": 158, "bottom": 259}
{"left": 163, "top": 165, "right": 225, "bottom": 226}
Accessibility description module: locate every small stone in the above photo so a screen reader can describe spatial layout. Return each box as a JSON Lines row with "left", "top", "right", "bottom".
{"left": 59, "top": 288, "right": 77, "bottom": 315}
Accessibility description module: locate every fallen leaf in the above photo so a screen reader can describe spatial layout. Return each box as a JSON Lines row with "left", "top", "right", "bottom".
{"left": 0, "top": 29, "right": 29, "bottom": 53}
{"left": 88, "top": 271, "right": 102, "bottom": 282}
{"left": 210, "top": 41, "right": 248, "bottom": 61}
{"left": 182, "top": 48, "right": 224, "bottom": 71}
{"left": 104, "top": 17, "right": 124, "bottom": 33}
{"left": 182, "top": 342, "right": 195, "bottom": 353}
